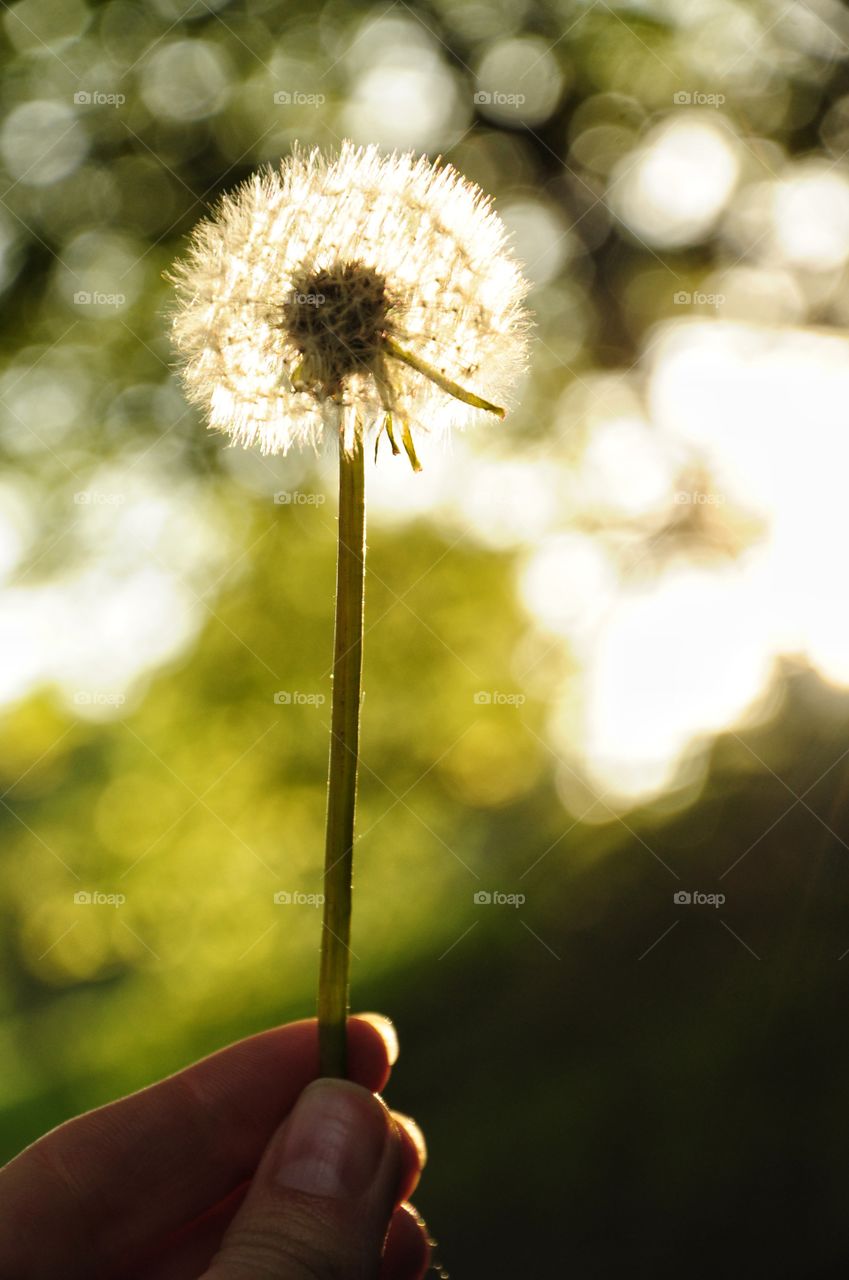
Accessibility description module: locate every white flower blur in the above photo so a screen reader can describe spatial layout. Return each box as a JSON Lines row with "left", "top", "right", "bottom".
{"left": 170, "top": 141, "right": 531, "bottom": 465}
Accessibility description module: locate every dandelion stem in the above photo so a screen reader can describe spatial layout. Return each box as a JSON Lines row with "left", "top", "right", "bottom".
{"left": 318, "top": 421, "right": 366, "bottom": 1077}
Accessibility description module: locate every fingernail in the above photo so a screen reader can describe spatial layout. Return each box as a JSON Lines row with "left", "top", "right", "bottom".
{"left": 354, "top": 1011, "right": 399, "bottom": 1065}
{"left": 275, "top": 1079, "right": 389, "bottom": 1198}
{"left": 393, "top": 1111, "right": 427, "bottom": 1168}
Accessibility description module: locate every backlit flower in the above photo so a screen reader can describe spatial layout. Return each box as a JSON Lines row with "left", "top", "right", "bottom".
{"left": 170, "top": 141, "right": 530, "bottom": 466}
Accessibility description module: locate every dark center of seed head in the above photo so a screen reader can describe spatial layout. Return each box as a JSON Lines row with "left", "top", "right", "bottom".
{"left": 282, "top": 262, "right": 389, "bottom": 389}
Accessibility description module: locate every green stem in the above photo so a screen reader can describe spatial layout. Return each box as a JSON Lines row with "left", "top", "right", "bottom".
{"left": 318, "top": 422, "right": 366, "bottom": 1077}
{"left": 383, "top": 336, "right": 506, "bottom": 418}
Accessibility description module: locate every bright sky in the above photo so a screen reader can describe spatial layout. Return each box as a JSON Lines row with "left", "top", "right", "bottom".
{"left": 522, "top": 320, "right": 849, "bottom": 806}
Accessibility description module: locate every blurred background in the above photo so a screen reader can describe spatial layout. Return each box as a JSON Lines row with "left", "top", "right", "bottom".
{"left": 2, "top": 0, "right": 849, "bottom": 1274}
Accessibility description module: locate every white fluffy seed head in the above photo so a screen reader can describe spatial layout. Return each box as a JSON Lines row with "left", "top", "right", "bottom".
{"left": 169, "top": 141, "right": 531, "bottom": 457}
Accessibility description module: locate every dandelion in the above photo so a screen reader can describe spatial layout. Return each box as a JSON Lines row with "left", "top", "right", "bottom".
{"left": 170, "top": 140, "right": 529, "bottom": 465}
{"left": 170, "top": 141, "right": 531, "bottom": 1076}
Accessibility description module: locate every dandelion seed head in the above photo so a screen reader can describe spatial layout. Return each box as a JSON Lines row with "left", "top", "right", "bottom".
{"left": 170, "top": 141, "right": 531, "bottom": 458}
{"left": 283, "top": 261, "right": 390, "bottom": 395}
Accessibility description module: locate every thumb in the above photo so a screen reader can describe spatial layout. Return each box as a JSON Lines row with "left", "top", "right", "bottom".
{"left": 202, "top": 1078, "right": 403, "bottom": 1280}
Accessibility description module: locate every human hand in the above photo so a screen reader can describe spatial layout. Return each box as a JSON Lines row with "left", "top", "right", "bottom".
{"left": 0, "top": 1014, "right": 430, "bottom": 1279}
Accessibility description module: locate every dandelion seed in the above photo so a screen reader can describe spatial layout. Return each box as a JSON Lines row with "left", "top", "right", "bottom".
{"left": 170, "top": 140, "right": 530, "bottom": 463}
